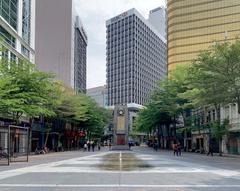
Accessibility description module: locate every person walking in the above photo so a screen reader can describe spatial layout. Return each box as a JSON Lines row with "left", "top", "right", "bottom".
{"left": 128, "top": 141, "right": 132, "bottom": 150}
{"left": 87, "top": 141, "right": 91, "bottom": 152}
{"left": 177, "top": 143, "right": 182, "bottom": 156}
{"left": 154, "top": 141, "right": 158, "bottom": 151}
{"left": 207, "top": 144, "right": 213, "bottom": 156}
{"left": 173, "top": 143, "right": 178, "bottom": 156}
{"left": 91, "top": 141, "right": 95, "bottom": 152}
{"left": 98, "top": 142, "right": 101, "bottom": 151}
{"left": 84, "top": 142, "right": 87, "bottom": 151}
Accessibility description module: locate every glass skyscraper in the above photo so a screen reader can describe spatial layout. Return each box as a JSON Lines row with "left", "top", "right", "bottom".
{"left": 106, "top": 8, "right": 167, "bottom": 106}
{"left": 0, "top": 0, "right": 35, "bottom": 62}
{"left": 168, "top": 0, "right": 240, "bottom": 71}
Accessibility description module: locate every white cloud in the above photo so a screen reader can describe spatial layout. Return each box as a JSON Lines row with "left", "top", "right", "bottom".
{"left": 74, "top": 0, "right": 166, "bottom": 88}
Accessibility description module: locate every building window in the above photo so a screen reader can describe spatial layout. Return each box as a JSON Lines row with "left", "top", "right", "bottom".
{"left": 21, "top": 45, "right": 30, "bottom": 58}
{"left": 0, "top": 25, "right": 16, "bottom": 48}
{"left": 10, "top": 51, "right": 16, "bottom": 62}
{"left": 1, "top": 47, "right": 9, "bottom": 60}
{"left": 74, "top": 26, "right": 87, "bottom": 93}
{"left": 22, "top": 0, "right": 31, "bottom": 44}
{"left": 0, "top": 0, "right": 18, "bottom": 30}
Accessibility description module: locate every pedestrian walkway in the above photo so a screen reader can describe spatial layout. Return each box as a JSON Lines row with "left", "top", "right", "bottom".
{"left": 0, "top": 148, "right": 239, "bottom": 190}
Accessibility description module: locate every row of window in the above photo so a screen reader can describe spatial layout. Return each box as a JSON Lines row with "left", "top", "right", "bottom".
{"left": 22, "top": 0, "right": 31, "bottom": 44}
{"left": 0, "top": 26, "right": 31, "bottom": 60}
{"left": 0, "top": 25, "right": 16, "bottom": 48}
{"left": 0, "top": 0, "right": 18, "bottom": 30}
{"left": 74, "top": 28, "right": 87, "bottom": 93}
{"left": 108, "top": 15, "right": 162, "bottom": 43}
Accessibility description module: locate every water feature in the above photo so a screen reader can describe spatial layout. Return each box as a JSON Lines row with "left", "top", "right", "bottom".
{"left": 96, "top": 152, "right": 152, "bottom": 171}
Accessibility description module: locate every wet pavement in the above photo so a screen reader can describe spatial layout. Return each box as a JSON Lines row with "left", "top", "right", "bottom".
{"left": 0, "top": 147, "right": 239, "bottom": 190}
{"left": 96, "top": 152, "right": 152, "bottom": 171}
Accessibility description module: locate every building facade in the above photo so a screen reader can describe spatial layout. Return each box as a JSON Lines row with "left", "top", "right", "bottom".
{"left": 106, "top": 8, "right": 167, "bottom": 106}
{"left": 148, "top": 7, "right": 166, "bottom": 38}
{"left": 167, "top": 0, "right": 240, "bottom": 71}
{"left": 87, "top": 85, "right": 107, "bottom": 107}
{"left": 221, "top": 104, "right": 240, "bottom": 155}
{"left": 35, "top": 0, "right": 87, "bottom": 92}
{"left": 0, "top": 0, "right": 35, "bottom": 62}
{"left": 74, "top": 16, "right": 87, "bottom": 93}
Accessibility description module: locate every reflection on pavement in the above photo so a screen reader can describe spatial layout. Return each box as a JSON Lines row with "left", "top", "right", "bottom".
{"left": 96, "top": 152, "right": 152, "bottom": 171}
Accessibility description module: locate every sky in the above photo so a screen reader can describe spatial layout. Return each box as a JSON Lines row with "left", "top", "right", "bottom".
{"left": 74, "top": 0, "right": 166, "bottom": 89}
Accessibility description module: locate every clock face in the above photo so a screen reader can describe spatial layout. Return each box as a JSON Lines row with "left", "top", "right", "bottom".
{"left": 118, "top": 109, "right": 124, "bottom": 115}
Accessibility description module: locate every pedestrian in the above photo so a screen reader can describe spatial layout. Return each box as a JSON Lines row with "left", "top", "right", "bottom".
{"left": 128, "top": 141, "right": 132, "bottom": 149}
{"left": 207, "top": 144, "right": 213, "bottom": 156}
{"left": 98, "top": 142, "right": 101, "bottom": 151}
{"left": 84, "top": 142, "right": 87, "bottom": 151}
{"left": 177, "top": 143, "right": 182, "bottom": 156}
{"left": 91, "top": 141, "right": 95, "bottom": 152}
{"left": 58, "top": 140, "right": 63, "bottom": 152}
{"left": 154, "top": 141, "right": 158, "bottom": 151}
{"left": 108, "top": 142, "right": 112, "bottom": 150}
{"left": 173, "top": 143, "right": 178, "bottom": 156}
{"left": 87, "top": 141, "right": 91, "bottom": 152}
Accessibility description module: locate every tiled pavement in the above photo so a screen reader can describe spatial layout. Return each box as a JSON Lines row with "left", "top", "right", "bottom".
{"left": 0, "top": 148, "right": 239, "bottom": 191}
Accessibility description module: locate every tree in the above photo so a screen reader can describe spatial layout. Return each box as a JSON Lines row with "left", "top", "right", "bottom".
{"left": 135, "top": 74, "right": 185, "bottom": 148}
{"left": 183, "top": 41, "right": 240, "bottom": 154}
{"left": 56, "top": 92, "right": 111, "bottom": 139}
{"left": 187, "top": 40, "right": 240, "bottom": 117}
{"left": 210, "top": 119, "right": 229, "bottom": 155}
{"left": 0, "top": 58, "right": 62, "bottom": 123}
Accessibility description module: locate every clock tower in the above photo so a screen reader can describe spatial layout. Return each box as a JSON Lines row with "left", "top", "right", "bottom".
{"left": 112, "top": 105, "right": 129, "bottom": 149}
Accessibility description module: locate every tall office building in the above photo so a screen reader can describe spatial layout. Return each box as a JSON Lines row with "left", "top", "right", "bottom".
{"left": 168, "top": 0, "right": 240, "bottom": 71}
{"left": 35, "top": 0, "right": 87, "bottom": 93}
{"left": 106, "top": 8, "right": 167, "bottom": 106}
{"left": 87, "top": 85, "right": 107, "bottom": 107}
{"left": 0, "top": 0, "right": 35, "bottom": 62}
{"left": 148, "top": 7, "right": 166, "bottom": 38}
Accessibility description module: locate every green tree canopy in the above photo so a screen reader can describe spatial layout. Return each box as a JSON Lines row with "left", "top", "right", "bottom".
{"left": 187, "top": 41, "right": 240, "bottom": 113}
{"left": 0, "top": 58, "right": 62, "bottom": 123}
{"left": 56, "top": 92, "right": 112, "bottom": 138}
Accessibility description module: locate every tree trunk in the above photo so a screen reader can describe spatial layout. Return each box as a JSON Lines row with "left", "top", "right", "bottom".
{"left": 182, "top": 112, "right": 187, "bottom": 151}
{"left": 216, "top": 104, "right": 221, "bottom": 125}
{"left": 160, "top": 125, "right": 164, "bottom": 149}
{"left": 44, "top": 130, "right": 50, "bottom": 147}
{"left": 166, "top": 123, "right": 171, "bottom": 149}
{"left": 219, "top": 138, "right": 222, "bottom": 156}
{"left": 157, "top": 124, "right": 161, "bottom": 149}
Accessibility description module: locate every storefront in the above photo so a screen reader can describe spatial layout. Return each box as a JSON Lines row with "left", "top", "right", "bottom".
{"left": 227, "top": 132, "right": 240, "bottom": 155}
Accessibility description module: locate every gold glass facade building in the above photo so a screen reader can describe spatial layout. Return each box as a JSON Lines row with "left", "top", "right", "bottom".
{"left": 168, "top": 0, "right": 240, "bottom": 71}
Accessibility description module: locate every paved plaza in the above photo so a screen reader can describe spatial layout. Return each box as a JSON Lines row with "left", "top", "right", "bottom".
{"left": 0, "top": 147, "right": 239, "bottom": 191}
